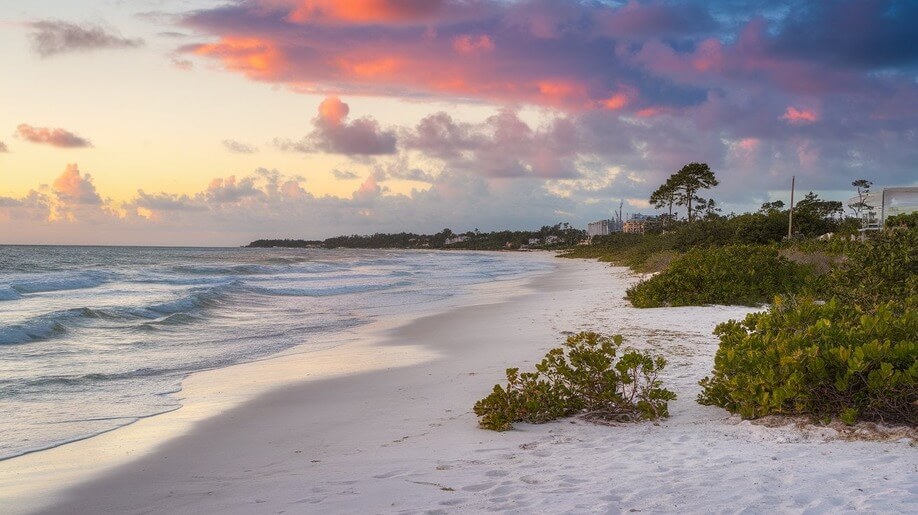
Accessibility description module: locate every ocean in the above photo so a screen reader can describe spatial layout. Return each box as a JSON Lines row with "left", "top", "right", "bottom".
{"left": 0, "top": 246, "right": 552, "bottom": 461}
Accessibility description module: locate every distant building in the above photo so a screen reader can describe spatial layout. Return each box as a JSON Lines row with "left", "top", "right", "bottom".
{"left": 444, "top": 235, "right": 470, "bottom": 245}
{"left": 528, "top": 237, "right": 541, "bottom": 246}
{"left": 544, "top": 235, "right": 561, "bottom": 245}
{"left": 847, "top": 186, "right": 918, "bottom": 231}
{"left": 587, "top": 219, "right": 622, "bottom": 237}
{"left": 622, "top": 214, "right": 660, "bottom": 235}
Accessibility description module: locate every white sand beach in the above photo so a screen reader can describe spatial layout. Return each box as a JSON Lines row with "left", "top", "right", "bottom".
{"left": 3, "top": 257, "right": 915, "bottom": 514}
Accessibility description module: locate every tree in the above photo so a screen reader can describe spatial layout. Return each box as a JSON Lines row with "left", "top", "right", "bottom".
{"left": 670, "top": 162, "right": 719, "bottom": 223}
{"left": 649, "top": 179, "right": 678, "bottom": 227}
{"left": 794, "top": 192, "right": 844, "bottom": 236}
{"left": 700, "top": 198, "right": 721, "bottom": 219}
{"left": 758, "top": 200, "right": 785, "bottom": 215}
{"left": 848, "top": 179, "right": 875, "bottom": 225}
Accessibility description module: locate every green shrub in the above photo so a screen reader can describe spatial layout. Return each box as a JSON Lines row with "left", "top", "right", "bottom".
{"left": 885, "top": 212, "right": 918, "bottom": 228}
{"left": 826, "top": 227, "right": 918, "bottom": 309}
{"left": 672, "top": 219, "right": 735, "bottom": 250}
{"left": 626, "top": 245, "right": 813, "bottom": 308}
{"left": 473, "top": 332, "right": 676, "bottom": 431}
{"left": 559, "top": 233, "right": 678, "bottom": 272}
{"left": 698, "top": 296, "right": 918, "bottom": 425}
{"left": 727, "top": 212, "right": 788, "bottom": 245}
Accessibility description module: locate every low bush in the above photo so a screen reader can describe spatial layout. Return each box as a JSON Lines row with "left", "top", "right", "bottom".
{"left": 626, "top": 245, "right": 813, "bottom": 308}
{"left": 559, "top": 233, "right": 678, "bottom": 273}
{"left": 473, "top": 332, "right": 676, "bottom": 431}
{"left": 825, "top": 226, "right": 917, "bottom": 309}
{"left": 885, "top": 212, "right": 918, "bottom": 229}
{"left": 698, "top": 296, "right": 917, "bottom": 425}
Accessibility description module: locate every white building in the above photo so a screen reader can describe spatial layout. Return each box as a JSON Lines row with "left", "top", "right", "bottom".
{"left": 847, "top": 186, "right": 918, "bottom": 230}
{"left": 587, "top": 219, "right": 621, "bottom": 237}
{"left": 444, "top": 235, "right": 470, "bottom": 245}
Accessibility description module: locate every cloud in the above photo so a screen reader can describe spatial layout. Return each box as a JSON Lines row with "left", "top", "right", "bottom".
{"left": 222, "top": 139, "right": 258, "bottom": 153}
{"left": 780, "top": 107, "right": 818, "bottom": 125}
{"left": 332, "top": 169, "right": 360, "bottom": 180}
{"left": 133, "top": 191, "right": 204, "bottom": 211}
{"left": 276, "top": 96, "right": 397, "bottom": 155}
{"left": 52, "top": 164, "right": 102, "bottom": 205}
{"left": 157, "top": 31, "right": 189, "bottom": 39}
{"left": 402, "top": 109, "right": 580, "bottom": 179}
{"left": 767, "top": 1, "right": 918, "bottom": 70}
{"left": 204, "top": 175, "right": 265, "bottom": 203}
{"left": 27, "top": 20, "right": 143, "bottom": 57}
{"left": 177, "top": 0, "right": 918, "bottom": 125}
{"left": 16, "top": 124, "right": 93, "bottom": 148}
{"left": 1, "top": 166, "right": 583, "bottom": 244}
{"left": 452, "top": 34, "right": 494, "bottom": 54}
{"left": 0, "top": 141, "right": 8, "bottom": 153}
{"left": 286, "top": 0, "right": 446, "bottom": 24}
{"left": 2, "top": 147, "right": 915, "bottom": 245}
{"left": 171, "top": 56, "right": 194, "bottom": 70}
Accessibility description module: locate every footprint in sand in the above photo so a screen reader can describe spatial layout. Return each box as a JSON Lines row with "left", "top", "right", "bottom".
{"left": 439, "top": 498, "right": 466, "bottom": 507}
{"left": 372, "top": 470, "right": 405, "bottom": 479}
{"left": 462, "top": 482, "right": 497, "bottom": 492}
{"left": 485, "top": 470, "right": 510, "bottom": 477}
{"left": 490, "top": 485, "right": 515, "bottom": 496}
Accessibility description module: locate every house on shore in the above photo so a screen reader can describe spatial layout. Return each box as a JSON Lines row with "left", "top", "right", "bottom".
{"left": 848, "top": 186, "right": 918, "bottom": 231}
{"left": 444, "top": 235, "right": 470, "bottom": 245}
{"left": 622, "top": 214, "right": 660, "bottom": 234}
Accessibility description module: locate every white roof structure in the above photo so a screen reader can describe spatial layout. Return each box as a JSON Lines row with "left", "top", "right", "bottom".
{"left": 848, "top": 186, "right": 918, "bottom": 229}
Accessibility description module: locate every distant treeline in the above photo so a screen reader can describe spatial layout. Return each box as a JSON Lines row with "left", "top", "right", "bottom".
{"left": 246, "top": 224, "right": 586, "bottom": 250}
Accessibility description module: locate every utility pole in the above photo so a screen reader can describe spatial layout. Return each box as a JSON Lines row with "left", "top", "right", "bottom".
{"left": 788, "top": 175, "right": 795, "bottom": 239}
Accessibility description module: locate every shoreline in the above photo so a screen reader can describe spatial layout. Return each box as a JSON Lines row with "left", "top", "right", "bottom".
{"left": 0, "top": 252, "right": 557, "bottom": 514}
{"left": 4, "top": 256, "right": 915, "bottom": 514}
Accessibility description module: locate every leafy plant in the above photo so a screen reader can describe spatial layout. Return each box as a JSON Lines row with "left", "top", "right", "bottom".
{"left": 825, "top": 226, "right": 918, "bottom": 309}
{"left": 473, "top": 332, "right": 676, "bottom": 431}
{"left": 626, "top": 245, "right": 813, "bottom": 308}
{"left": 698, "top": 296, "right": 917, "bottom": 425}
{"left": 885, "top": 212, "right": 918, "bottom": 229}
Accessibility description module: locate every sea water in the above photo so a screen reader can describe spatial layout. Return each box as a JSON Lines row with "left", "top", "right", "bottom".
{"left": 0, "top": 246, "right": 552, "bottom": 460}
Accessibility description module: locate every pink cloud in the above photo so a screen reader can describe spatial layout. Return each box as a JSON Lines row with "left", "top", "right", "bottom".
{"left": 781, "top": 106, "right": 818, "bottom": 124}
{"left": 286, "top": 0, "right": 445, "bottom": 25}
{"left": 353, "top": 172, "right": 384, "bottom": 202}
{"left": 274, "top": 96, "right": 397, "bottom": 155}
{"left": 318, "top": 96, "right": 350, "bottom": 124}
{"left": 17, "top": 124, "right": 92, "bottom": 148}
{"left": 205, "top": 175, "right": 265, "bottom": 203}
{"left": 452, "top": 34, "right": 494, "bottom": 54}
{"left": 52, "top": 164, "right": 102, "bottom": 204}
{"left": 635, "top": 106, "right": 666, "bottom": 117}
{"left": 191, "top": 37, "right": 284, "bottom": 81}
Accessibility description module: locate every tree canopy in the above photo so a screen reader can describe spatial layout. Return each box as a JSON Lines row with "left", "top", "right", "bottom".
{"left": 650, "top": 162, "right": 719, "bottom": 223}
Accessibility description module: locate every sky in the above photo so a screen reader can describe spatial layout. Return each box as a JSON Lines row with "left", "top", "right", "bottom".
{"left": 0, "top": 0, "right": 916, "bottom": 246}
